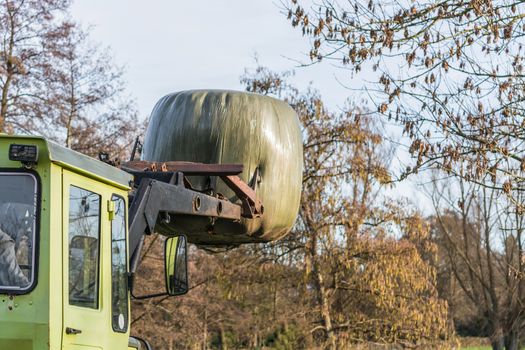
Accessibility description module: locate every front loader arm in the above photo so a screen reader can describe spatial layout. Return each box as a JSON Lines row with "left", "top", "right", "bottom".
{"left": 123, "top": 161, "right": 263, "bottom": 274}
{"left": 127, "top": 172, "right": 241, "bottom": 273}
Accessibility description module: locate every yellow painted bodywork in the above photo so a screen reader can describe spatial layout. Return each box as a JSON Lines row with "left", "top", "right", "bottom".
{"left": 0, "top": 135, "right": 135, "bottom": 350}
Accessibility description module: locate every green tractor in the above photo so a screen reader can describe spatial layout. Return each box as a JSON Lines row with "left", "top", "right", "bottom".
{"left": 0, "top": 135, "right": 271, "bottom": 349}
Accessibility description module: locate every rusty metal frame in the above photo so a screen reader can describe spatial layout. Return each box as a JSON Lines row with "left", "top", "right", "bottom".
{"left": 121, "top": 160, "right": 263, "bottom": 219}
{"left": 122, "top": 160, "right": 243, "bottom": 176}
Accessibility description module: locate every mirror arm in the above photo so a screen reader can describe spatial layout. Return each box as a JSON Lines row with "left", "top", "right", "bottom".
{"left": 129, "top": 273, "right": 168, "bottom": 300}
{"left": 128, "top": 272, "right": 133, "bottom": 291}
{"left": 129, "top": 235, "right": 145, "bottom": 275}
{"left": 130, "top": 290, "right": 168, "bottom": 300}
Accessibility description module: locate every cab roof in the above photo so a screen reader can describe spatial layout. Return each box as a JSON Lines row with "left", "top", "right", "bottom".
{"left": 0, "top": 134, "right": 132, "bottom": 190}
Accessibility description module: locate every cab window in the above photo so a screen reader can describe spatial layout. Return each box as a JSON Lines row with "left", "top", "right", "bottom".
{"left": 0, "top": 172, "right": 39, "bottom": 293}
{"left": 111, "top": 195, "right": 128, "bottom": 332}
{"left": 68, "top": 186, "right": 101, "bottom": 309}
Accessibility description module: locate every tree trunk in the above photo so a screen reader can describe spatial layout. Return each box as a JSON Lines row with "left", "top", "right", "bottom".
{"left": 504, "top": 329, "right": 519, "bottom": 350}
{"left": 0, "top": 10, "right": 16, "bottom": 134}
{"left": 306, "top": 227, "right": 336, "bottom": 350}
{"left": 491, "top": 326, "right": 504, "bottom": 350}
{"left": 316, "top": 269, "right": 336, "bottom": 350}
{"left": 219, "top": 325, "right": 227, "bottom": 350}
{"left": 273, "top": 284, "right": 277, "bottom": 321}
{"left": 0, "top": 63, "right": 12, "bottom": 134}
{"left": 491, "top": 338, "right": 504, "bottom": 350}
{"left": 65, "top": 63, "right": 77, "bottom": 148}
{"left": 0, "top": 111, "right": 4, "bottom": 133}
{"left": 202, "top": 306, "right": 208, "bottom": 350}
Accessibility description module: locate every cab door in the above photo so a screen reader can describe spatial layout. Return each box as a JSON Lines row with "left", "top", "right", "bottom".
{"left": 62, "top": 170, "right": 110, "bottom": 349}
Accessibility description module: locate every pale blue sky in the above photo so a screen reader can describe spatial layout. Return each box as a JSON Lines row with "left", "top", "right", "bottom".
{"left": 71, "top": 0, "right": 351, "bottom": 118}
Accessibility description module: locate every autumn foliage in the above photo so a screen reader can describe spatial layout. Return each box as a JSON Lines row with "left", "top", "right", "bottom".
{"left": 286, "top": 0, "right": 525, "bottom": 207}
{"left": 0, "top": 0, "right": 138, "bottom": 159}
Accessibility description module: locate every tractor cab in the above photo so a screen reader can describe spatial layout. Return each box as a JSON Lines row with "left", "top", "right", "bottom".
{"left": 0, "top": 135, "right": 147, "bottom": 350}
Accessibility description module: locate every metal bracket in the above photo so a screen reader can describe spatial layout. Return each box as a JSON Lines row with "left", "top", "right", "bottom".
{"left": 220, "top": 175, "right": 264, "bottom": 218}
{"left": 122, "top": 161, "right": 263, "bottom": 218}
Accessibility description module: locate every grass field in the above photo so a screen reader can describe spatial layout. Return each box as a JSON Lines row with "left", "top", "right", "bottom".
{"left": 461, "top": 347, "right": 525, "bottom": 350}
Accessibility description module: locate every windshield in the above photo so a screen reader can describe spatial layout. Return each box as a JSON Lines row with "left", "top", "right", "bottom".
{"left": 0, "top": 172, "right": 38, "bottom": 293}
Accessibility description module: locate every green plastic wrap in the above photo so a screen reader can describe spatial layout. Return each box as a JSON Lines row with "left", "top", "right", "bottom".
{"left": 142, "top": 90, "right": 303, "bottom": 245}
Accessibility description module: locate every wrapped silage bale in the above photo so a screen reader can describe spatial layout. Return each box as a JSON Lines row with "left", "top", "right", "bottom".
{"left": 142, "top": 90, "right": 303, "bottom": 245}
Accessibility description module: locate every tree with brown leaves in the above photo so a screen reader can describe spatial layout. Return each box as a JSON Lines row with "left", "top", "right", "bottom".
{"left": 0, "top": 0, "right": 138, "bottom": 160}
{"left": 43, "top": 22, "right": 139, "bottom": 159}
{"left": 430, "top": 175, "right": 525, "bottom": 350}
{"left": 242, "top": 66, "right": 450, "bottom": 349}
{"left": 286, "top": 0, "right": 525, "bottom": 209}
{"left": 0, "top": 0, "right": 70, "bottom": 133}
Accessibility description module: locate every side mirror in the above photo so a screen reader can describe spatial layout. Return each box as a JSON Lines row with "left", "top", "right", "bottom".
{"left": 165, "top": 235, "right": 188, "bottom": 296}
